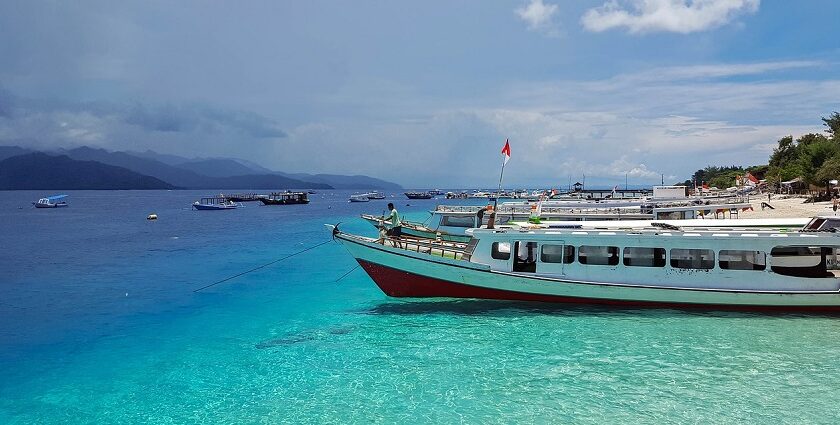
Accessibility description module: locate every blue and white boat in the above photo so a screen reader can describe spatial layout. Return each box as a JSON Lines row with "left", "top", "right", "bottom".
{"left": 192, "top": 197, "right": 241, "bottom": 210}
{"left": 33, "top": 194, "right": 69, "bottom": 208}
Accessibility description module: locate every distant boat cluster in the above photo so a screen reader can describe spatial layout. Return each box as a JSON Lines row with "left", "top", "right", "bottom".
{"left": 192, "top": 191, "right": 312, "bottom": 210}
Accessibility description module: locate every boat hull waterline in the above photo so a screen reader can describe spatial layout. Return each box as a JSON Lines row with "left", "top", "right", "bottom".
{"left": 335, "top": 231, "right": 840, "bottom": 312}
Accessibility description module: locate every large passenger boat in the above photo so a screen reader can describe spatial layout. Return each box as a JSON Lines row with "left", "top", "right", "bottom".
{"left": 332, "top": 216, "right": 840, "bottom": 311}
{"left": 193, "top": 197, "right": 241, "bottom": 210}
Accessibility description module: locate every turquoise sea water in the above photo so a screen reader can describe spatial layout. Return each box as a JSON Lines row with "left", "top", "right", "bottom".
{"left": 3, "top": 190, "right": 840, "bottom": 424}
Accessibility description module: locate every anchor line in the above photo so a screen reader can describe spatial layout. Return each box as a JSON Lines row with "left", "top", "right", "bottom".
{"left": 193, "top": 239, "right": 333, "bottom": 293}
{"left": 335, "top": 264, "right": 360, "bottom": 282}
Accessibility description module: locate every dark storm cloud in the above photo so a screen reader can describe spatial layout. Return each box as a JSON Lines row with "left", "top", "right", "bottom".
{"left": 124, "top": 103, "right": 287, "bottom": 138}
{"left": 0, "top": 87, "right": 15, "bottom": 118}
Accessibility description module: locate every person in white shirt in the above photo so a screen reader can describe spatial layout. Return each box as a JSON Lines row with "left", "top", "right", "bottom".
{"left": 383, "top": 203, "right": 402, "bottom": 237}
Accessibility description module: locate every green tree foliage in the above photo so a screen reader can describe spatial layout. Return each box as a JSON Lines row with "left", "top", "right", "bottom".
{"left": 823, "top": 111, "right": 840, "bottom": 137}
{"left": 796, "top": 133, "right": 837, "bottom": 185}
{"left": 680, "top": 113, "right": 840, "bottom": 189}
{"left": 679, "top": 165, "right": 745, "bottom": 188}
{"left": 768, "top": 136, "right": 797, "bottom": 167}
{"left": 815, "top": 156, "right": 840, "bottom": 184}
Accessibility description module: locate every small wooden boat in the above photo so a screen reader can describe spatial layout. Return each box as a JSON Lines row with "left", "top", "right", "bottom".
{"left": 405, "top": 191, "right": 433, "bottom": 199}
{"left": 260, "top": 192, "right": 310, "bottom": 205}
{"left": 193, "top": 197, "right": 240, "bottom": 210}
{"left": 361, "top": 214, "right": 472, "bottom": 243}
{"left": 349, "top": 194, "right": 370, "bottom": 202}
{"left": 33, "top": 194, "right": 68, "bottom": 208}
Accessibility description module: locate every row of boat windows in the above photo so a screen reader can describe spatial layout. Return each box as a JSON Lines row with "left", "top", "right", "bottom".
{"left": 490, "top": 242, "right": 824, "bottom": 271}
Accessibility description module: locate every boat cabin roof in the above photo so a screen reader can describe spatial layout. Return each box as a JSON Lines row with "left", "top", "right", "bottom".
{"left": 466, "top": 216, "right": 836, "bottom": 240}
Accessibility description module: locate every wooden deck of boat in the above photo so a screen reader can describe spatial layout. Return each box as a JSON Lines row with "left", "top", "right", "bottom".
{"left": 381, "top": 235, "right": 470, "bottom": 260}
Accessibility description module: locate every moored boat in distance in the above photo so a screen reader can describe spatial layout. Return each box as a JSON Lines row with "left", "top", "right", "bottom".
{"left": 405, "top": 191, "right": 433, "bottom": 199}
{"left": 33, "top": 194, "right": 69, "bottom": 208}
{"left": 364, "top": 191, "right": 386, "bottom": 200}
{"left": 349, "top": 194, "right": 370, "bottom": 202}
{"left": 259, "top": 191, "right": 310, "bottom": 205}
{"left": 193, "top": 197, "right": 241, "bottom": 210}
{"left": 332, "top": 216, "right": 840, "bottom": 312}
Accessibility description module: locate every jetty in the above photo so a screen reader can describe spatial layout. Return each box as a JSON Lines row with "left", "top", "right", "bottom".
{"left": 221, "top": 193, "right": 266, "bottom": 202}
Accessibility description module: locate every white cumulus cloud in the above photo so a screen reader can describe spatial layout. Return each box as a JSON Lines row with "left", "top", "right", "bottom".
{"left": 515, "top": 0, "right": 560, "bottom": 36}
{"left": 581, "top": 0, "right": 760, "bottom": 34}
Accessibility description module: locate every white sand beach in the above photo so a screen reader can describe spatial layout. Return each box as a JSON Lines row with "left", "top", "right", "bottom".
{"left": 738, "top": 195, "right": 838, "bottom": 219}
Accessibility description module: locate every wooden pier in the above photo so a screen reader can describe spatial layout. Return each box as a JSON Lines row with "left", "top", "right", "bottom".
{"left": 221, "top": 193, "right": 266, "bottom": 202}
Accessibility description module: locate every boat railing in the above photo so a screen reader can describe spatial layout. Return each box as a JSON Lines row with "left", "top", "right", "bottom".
{"left": 433, "top": 205, "right": 648, "bottom": 215}
{"left": 384, "top": 235, "right": 469, "bottom": 260}
{"left": 435, "top": 199, "right": 755, "bottom": 216}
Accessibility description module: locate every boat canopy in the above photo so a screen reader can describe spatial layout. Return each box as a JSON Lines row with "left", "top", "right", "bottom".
{"left": 46, "top": 194, "right": 68, "bottom": 201}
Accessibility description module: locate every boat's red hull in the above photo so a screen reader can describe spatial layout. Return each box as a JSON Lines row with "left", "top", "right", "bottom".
{"left": 356, "top": 259, "right": 840, "bottom": 313}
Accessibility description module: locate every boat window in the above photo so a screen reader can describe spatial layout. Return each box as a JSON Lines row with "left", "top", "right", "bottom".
{"left": 514, "top": 241, "right": 538, "bottom": 272}
{"left": 719, "top": 250, "right": 766, "bottom": 271}
{"left": 491, "top": 242, "right": 511, "bottom": 260}
{"left": 770, "top": 246, "right": 832, "bottom": 278}
{"left": 441, "top": 215, "right": 476, "bottom": 228}
{"left": 670, "top": 249, "right": 714, "bottom": 269}
{"left": 623, "top": 247, "right": 666, "bottom": 267}
{"left": 540, "top": 244, "right": 575, "bottom": 264}
{"left": 578, "top": 246, "right": 619, "bottom": 266}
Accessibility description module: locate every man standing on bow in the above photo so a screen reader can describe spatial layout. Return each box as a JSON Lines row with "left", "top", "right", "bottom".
{"left": 383, "top": 202, "right": 402, "bottom": 238}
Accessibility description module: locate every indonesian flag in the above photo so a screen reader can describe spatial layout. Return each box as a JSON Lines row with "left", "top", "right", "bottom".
{"left": 501, "top": 139, "right": 511, "bottom": 165}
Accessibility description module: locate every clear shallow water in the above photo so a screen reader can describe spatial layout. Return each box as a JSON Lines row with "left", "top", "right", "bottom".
{"left": 2, "top": 190, "right": 840, "bottom": 424}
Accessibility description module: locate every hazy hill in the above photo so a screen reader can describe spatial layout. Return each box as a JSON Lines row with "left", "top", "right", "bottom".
{"left": 125, "top": 149, "right": 193, "bottom": 166}
{"left": 1, "top": 145, "right": 401, "bottom": 189}
{"left": 57, "top": 146, "right": 212, "bottom": 188}
{"left": 0, "top": 146, "right": 32, "bottom": 161}
{"left": 0, "top": 153, "right": 176, "bottom": 190}
{"left": 56, "top": 147, "right": 331, "bottom": 189}
{"left": 174, "top": 158, "right": 258, "bottom": 178}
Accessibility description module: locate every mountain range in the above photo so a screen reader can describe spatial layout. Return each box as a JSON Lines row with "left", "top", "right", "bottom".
{"left": 0, "top": 146, "right": 402, "bottom": 190}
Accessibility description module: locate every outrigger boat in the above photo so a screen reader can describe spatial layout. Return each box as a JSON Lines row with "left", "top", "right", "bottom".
{"left": 331, "top": 216, "right": 840, "bottom": 311}
{"left": 33, "top": 194, "right": 68, "bottom": 208}
{"left": 193, "top": 197, "right": 241, "bottom": 210}
{"left": 361, "top": 213, "right": 472, "bottom": 243}
{"left": 259, "top": 191, "right": 310, "bottom": 205}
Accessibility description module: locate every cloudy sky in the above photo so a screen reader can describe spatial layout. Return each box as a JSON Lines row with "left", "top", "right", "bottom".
{"left": 0, "top": 0, "right": 838, "bottom": 187}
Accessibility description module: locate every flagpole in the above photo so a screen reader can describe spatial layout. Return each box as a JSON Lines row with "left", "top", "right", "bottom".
{"left": 495, "top": 155, "right": 505, "bottom": 210}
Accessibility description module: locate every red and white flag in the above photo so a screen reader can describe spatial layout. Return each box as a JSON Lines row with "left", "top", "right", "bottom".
{"left": 501, "top": 139, "right": 511, "bottom": 165}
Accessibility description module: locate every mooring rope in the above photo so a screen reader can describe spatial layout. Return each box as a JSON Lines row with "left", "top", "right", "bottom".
{"left": 334, "top": 264, "right": 360, "bottom": 282}
{"left": 193, "top": 239, "right": 333, "bottom": 293}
